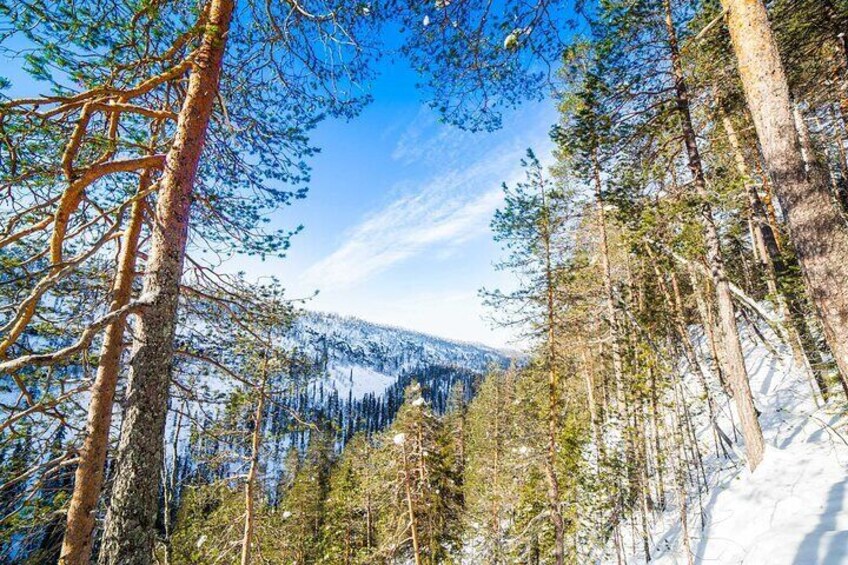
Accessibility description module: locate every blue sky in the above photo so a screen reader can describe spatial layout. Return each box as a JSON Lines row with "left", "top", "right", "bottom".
{"left": 233, "top": 60, "right": 557, "bottom": 348}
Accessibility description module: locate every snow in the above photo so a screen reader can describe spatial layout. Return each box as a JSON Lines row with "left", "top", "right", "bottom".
{"left": 328, "top": 364, "right": 397, "bottom": 400}
{"left": 287, "top": 311, "right": 510, "bottom": 402}
{"left": 638, "top": 323, "right": 848, "bottom": 565}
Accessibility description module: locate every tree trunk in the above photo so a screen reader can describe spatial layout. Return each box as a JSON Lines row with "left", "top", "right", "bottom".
{"left": 719, "top": 104, "right": 830, "bottom": 400}
{"left": 592, "top": 154, "right": 626, "bottom": 412}
{"left": 672, "top": 403, "right": 695, "bottom": 565}
{"left": 649, "top": 254, "right": 730, "bottom": 458}
{"left": 664, "top": 0, "right": 764, "bottom": 469}
{"left": 541, "top": 185, "right": 566, "bottom": 565}
{"left": 59, "top": 171, "right": 148, "bottom": 565}
{"left": 491, "top": 376, "right": 503, "bottom": 561}
{"left": 720, "top": 0, "right": 848, "bottom": 385}
{"left": 97, "top": 1, "right": 233, "bottom": 562}
{"left": 581, "top": 351, "right": 604, "bottom": 463}
{"left": 401, "top": 440, "right": 422, "bottom": 565}
{"left": 163, "top": 407, "right": 184, "bottom": 565}
{"left": 241, "top": 347, "right": 271, "bottom": 565}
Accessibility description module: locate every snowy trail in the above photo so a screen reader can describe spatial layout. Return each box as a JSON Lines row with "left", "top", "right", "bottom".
{"left": 648, "top": 325, "right": 848, "bottom": 565}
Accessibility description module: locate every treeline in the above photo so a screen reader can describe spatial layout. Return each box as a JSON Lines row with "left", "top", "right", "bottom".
{"left": 166, "top": 371, "right": 587, "bottom": 565}
{"left": 167, "top": 362, "right": 481, "bottom": 513}
{"left": 2, "top": 0, "right": 848, "bottom": 563}
{"left": 167, "top": 381, "right": 468, "bottom": 564}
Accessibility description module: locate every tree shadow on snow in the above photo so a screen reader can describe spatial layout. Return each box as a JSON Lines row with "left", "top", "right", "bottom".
{"left": 793, "top": 478, "right": 848, "bottom": 564}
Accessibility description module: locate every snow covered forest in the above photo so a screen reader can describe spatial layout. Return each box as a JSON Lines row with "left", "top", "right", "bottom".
{"left": 2, "top": 0, "right": 848, "bottom": 563}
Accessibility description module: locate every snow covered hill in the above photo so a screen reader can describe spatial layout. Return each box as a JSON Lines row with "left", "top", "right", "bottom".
{"left": 171, "top": 311, "right": 513, "bottom": 495}
{"left": 631, "top": 323, "right": 848, "bottom": 565}
{"left": 287, "top": 311, "right": 513, "bottom": 400}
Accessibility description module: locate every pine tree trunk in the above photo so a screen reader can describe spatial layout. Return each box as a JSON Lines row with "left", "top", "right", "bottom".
{"left": 592, "top": 155, "right": 626, "bottom": 411}
{"left": 649, "top": 255, "right": 729, "bottom": 457}
{"left": 689, "top": 267, "right": 727, "bottom": 391}
{"left": 242, "top": 348, "right": 270, "bottom": 565}
{"left": 163, "top": 407, "right": 184, "bottom": 565}
{"left": 59, "top": 171, "right": 148, "bottom": 565}
{"left": 401, "top": 440, "right": 422, "bottom": 565}
{"left": 536, "top": 183, "right": 566, "bottom": 565}
{"left": 754, "top": 157, "right": 784, "bottom": 247}
{"left": 581, "top": 351, "right": 604, "bottom": 463}
{"left": 719, "top": 105, "right": 830, "bottom": 400}
{"left": 664, "top": 0, "right": 764, "bottom": 469}
{"left": 97, "top": 2, "right": 233, "bottom": 562}
{"left": 671, "top": 400, "right": 695, "bottom": 565}
{"left": 491, "top": 377, "right": 503, "bottom": 561}
{"left": 720, "top": 0, "right": 848, "bottom": 385}
{"left": 792, "top": 106, "right": 848, "bottom": 397}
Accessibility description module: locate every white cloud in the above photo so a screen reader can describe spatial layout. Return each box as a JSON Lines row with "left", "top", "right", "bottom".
{"left": 304, "top": 104, "right": 557, "bottom": 292}
{"left": 303, "top": 157, "right": 511, "bottom": 290}
{"left": 391, "top": 109, "right": 475, "bottom": 165}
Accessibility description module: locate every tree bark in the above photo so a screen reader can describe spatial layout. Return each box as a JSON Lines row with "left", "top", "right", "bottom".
{"left": 241, "top": 346, "right": 271, "bottom": 565}
{"left": 720, "top": 0, "right": 848, "bottom": 385}
{"left": 541, "top": 185, "right": 566, "bottom": 565}
{"left": 664, "top": 0, "right": 764, "bottom": 469}
{"left": 97, "top": 1, "right": 233, "bottom": 562}
{"left": 719, "top": 105, "right": 830, "bottom": 400}
{"left": 401, "top": 440, "right": 422, "bottom": 565}
{"left": 58, "top": 173, "right": 148, "bottom": 565}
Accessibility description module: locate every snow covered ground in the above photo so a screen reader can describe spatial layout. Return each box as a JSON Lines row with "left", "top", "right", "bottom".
{"left": 645, "top": 325, "right": 848, "bottom": 565}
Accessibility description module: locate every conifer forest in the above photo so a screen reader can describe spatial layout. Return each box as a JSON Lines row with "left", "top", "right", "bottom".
{"left": 3, "top": 0, "right": 848, "bottom": 563}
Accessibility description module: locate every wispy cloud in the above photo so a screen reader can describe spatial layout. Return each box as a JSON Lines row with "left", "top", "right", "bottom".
{"left": 391, "top": 109, "right": 476, "bottom": 166}
{"left": 304, "top": 104, "right": 556, "bottom": 291}
{"left": 303, "top": 159, "right": 510, "bottom": 290}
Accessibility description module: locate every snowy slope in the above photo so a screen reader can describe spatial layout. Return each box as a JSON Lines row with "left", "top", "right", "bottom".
{"left": 287, "top": 311, "right": 512, "bottom": 399}
{"left": 168, "top": 310, "right": 511, "bottom": 497}
{"left": 641, "top": 324, "right": 848, "bottom": 565}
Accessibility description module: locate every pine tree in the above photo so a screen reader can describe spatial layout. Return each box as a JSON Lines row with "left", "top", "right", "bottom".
{"left": 375, "top": 383, "right": 462, "bottom": 564}
{"left": 484, "top": 150, "right": 577, "bottom": 564}
{"left": 322, "top": 434, "right": 379, "bottom": 565}
{"left": 719, "top": 0, "right": 848, "bottom": 381}
{"left": 463, "top": 368, "right": 520, "bottom": 563}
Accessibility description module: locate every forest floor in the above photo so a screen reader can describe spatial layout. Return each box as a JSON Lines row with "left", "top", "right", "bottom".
{"left": 644, "top": 324, "right": 848, "bottom": 565}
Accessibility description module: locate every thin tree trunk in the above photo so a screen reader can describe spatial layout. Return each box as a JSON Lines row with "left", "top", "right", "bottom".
{"left": 648, "top": 367, "right": 666, "bottom": 510}
{"left": 754, "top": 157, "right": 784, "bottom": 247}
{"left": 241, "top": 345, "right": 271, "bottom": 565}
{"left": 541, "top": 184, "right": 566, "bottom": 565}
{"left": 402, "top": 440, "right": 422, "bottom": 565}
{"left": 689, "top": 267, "right": 727, "bottom": 391}
{"left": 671, "top": 385, "right": 695, "bottom": 565}
{"left": 663, "top": 0, "right": 764, "bottom": 469}
{"left": 581, "top": 351, "right": 604, "bottom": 464}
{"left": 650, "top": 254, "right": 730, "bottom": 458}
{"left": 720, "top": 0, "right": 848, "bottom": 386}
{"left": 491, "top": 375, "right": 503, "bottom": 562}
{"left": 59, "top": 170, "right": 148, "bottom": 565}
{"left": 163, "top": 406, "right": 183, "bottom": 565}
{"left": 97, "top": 1, "right": 234, "bottom": 562}
{"left": 636, "top": 408, "right": 652, "bottom": 562}
{"left": 592, "top": 154, "right": 626, "bottom": 411}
